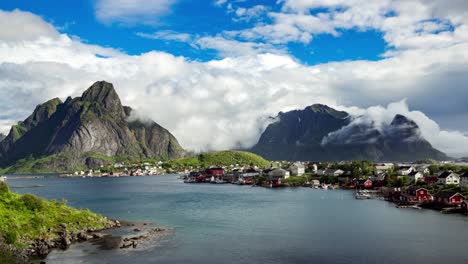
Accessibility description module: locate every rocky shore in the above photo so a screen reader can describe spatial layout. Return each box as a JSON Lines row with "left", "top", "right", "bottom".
{"left": 1, "top": 219, "right": 168, "bottom": 264}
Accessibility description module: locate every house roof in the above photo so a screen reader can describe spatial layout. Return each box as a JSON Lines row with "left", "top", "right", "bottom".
{"left": 290, "top": 163, "right": 305, "bottom": 169}
{"left": 438, "top": 171, "right": 458, "bottom": 178}
{"left": 434, "top": 191, "right": 464, "bottom": 199}
{"left": 408, "top": 171, "right": 421, "bottom": 177}
{"left": 399, "top": 166, "right": 413, "bottom": 170}
{"left": 407, "top": 186, "right": 427, "bottom": 192}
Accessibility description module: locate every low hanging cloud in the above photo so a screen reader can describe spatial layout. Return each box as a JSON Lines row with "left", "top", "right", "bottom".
{"left": 1, "top": 9, "right": 468, "bottom": 157}
{"left": 325, "top": 101, "right": 468, "bottom": 157}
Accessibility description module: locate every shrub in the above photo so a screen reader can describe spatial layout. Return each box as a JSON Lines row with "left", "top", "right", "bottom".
{"left": 21, "top": 194, "right": 45, "bottom": 211}
{"left": 3, "top": 230, "right": 18, "bottom": 244}
{"left": 0, "top": 182, "right": 10, "bottom": 195}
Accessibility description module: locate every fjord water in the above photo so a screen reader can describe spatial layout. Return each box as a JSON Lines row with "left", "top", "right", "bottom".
{"left": 10, "top": 175, "right": 468, "bottom": 264}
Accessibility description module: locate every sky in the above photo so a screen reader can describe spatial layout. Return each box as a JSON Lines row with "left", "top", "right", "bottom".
{"left": 0, "top": 0, "right": 468, "bottom": 156}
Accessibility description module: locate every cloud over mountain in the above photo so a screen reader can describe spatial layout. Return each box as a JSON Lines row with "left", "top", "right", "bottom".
{"left": 1, "top": 6, "right": 468, "bottom": 156}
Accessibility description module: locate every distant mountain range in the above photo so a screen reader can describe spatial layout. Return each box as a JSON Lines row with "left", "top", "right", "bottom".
{"left": 0, "top": 81, "right": 185, "bottom": 172}
{"left": 250, "top": 104, "right": 447, "bottom": 162}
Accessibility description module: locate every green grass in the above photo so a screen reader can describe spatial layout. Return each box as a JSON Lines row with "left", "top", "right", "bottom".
{"left": 0, "top": 182, "right": 111, "bottom": 249}
{"left": 165, "top": 150, "right": 271, "bottom": 169}
{"left": 0, "top": 153, "right": 88, "bottom": 174}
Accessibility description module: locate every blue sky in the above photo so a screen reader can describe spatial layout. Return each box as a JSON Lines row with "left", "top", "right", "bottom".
{"left": 0, "top": 0, "right": 386, "bottom": 64}
{"left": 1, "top": 0, "right": 468, "bottom": 155}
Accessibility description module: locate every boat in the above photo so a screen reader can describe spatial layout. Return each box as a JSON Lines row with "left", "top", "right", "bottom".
{"left": 355, "top": 190, "right": 371, "bottom": 199}
{"left": 0, "top": 176, "right": 7, "bottom": 182}
{"left": 215, "top": 178, "right": 228, "bottom": 184}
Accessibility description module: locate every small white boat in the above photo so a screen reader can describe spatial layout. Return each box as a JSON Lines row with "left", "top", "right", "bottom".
{"left": 355, "top": 190, "right": 371, "bottom": 199}
{"left": 0, "top": 176, "right": 7, "bottom": 182}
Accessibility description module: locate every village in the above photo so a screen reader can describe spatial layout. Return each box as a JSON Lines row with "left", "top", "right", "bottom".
{"left": 180, "top": 161, "right": 468, "bottom": 215}
{"left": 22, "top": 157, "right": 468, "bottom": 216}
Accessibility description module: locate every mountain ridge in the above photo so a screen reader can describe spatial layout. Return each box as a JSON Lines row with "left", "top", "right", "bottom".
{"left": 250, "top": 104, "right": 447, "bottom": 162}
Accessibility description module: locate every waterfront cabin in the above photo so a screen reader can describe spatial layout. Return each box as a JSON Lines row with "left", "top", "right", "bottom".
{"left": 460, "top": 171, "right": 468, "bottom": 188}
{"left": 289, "top": 163, "right": 305, "bottom": 176}
{"left": 400, "top": 187, "right": 432, "bottom": 203}
{"left": 237, "top": 168, "right": 260, "bottom": 185}
{"left": 354, "top": 179, "right": 373, "bottom": 189}
{"left": 204, "top": 167, "right": 225, "bottom": 182}
{"left": 407, "top": 171, "right": 424, "bottom": 183}
{"left": 382, "top": 187, "right": 402, "bottom": 202}
{"left": 188, "top": 171, "right": 204, "bottom": 183}
{"left": 398, "top": 166, "right": 415, "bottom": 176}
{"left": 437, "top": 171, "right": 460, "bottom": 185}
{"left": 268, "top": 168, "right": 290, "bottom": 179}
{"left": 265, "top": 168, "right": 290, "bottom": 187}
{"left": 433, "top": 191, "right": 465, "bottom": 206}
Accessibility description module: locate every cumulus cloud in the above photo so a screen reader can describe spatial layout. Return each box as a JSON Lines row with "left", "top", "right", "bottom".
{"left": 94, "top": 0, "right": 177, "bottom": 25}
{"left": 1, "top": 8, "right": 468, "bottom": 157}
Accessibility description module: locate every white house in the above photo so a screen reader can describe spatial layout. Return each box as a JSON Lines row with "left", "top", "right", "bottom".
{"left": 416, "top": 166, "right": 430, "bottom": 175}
{"left": 325, "top": 169, "right": 344, "bottom": 177}
{"left": 407, "top": 171, "right": 424, "bottom": 183}
{"left": 268, "top": 168, "right": 290, "bottom": 179}
{"left": 460, "top": 172, "right": 468, "bottom": 188}
{"left": 289, "top": 163, "right": 305, "bottom": 176}
{"left": 398, "top": 166, "right": 415, "bottom": 176}
{"left": 316, "top": 169, "right": 326, "bottom": 176}
{"left": 437, "top": 171, "right": 460, "bottom": 185}
{"left": 310, "top": 163, "right": 318, "bottom": 174}
{"left": 374, "top": 163, "right": 394, "bottom": 175}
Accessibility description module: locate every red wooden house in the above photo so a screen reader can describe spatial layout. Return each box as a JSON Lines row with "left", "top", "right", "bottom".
{"left": 424, "top": 176, "right": 438, "bottom": 185}
{"left": 204, "top": 167, "right": 225, "bottom": 182}
{"left": 400, "top": 187, "right": 432, "bottom": 203}
{"left": 433, "top": 191, "right": 465, "bottom": 206}
{"left": 382, "top": 187, "right": 402, "bottom": 202}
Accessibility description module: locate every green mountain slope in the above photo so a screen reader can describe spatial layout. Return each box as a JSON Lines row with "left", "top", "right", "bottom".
{"left": 166, "top": 150, "right": 270, "bottom": 169}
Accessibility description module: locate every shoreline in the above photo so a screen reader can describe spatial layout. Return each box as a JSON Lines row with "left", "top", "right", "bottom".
{"left": 2, "top": 220, "right": 169, "bottom": 263}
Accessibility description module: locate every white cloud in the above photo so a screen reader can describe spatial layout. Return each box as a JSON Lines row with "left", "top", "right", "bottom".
{"left": 333, "top": 101, "right": 468, "bottom": 158}
{"left": 1, "top": 9, "right": 468, "bottom": 157}
{"left": 94, "top": 0, "right": 177, "bottom": 25}
{"left": 0, "top": 9, "right": 58, "bottom": 41}
{"left": 136, "top": 30, "right": 192, "bottom": 42}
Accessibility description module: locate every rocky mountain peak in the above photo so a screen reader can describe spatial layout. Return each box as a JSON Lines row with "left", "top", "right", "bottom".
{"left": 308, "top": 104, "right": 348, "bottom": 119}
{"left": 23, "top": 97, "right": 63, "bottom": 129}
{"left": 390, "top": 114, "right": 418, "bottom": 128}
{"left": 81, "top": 81, "right": 124, "bottom": 117}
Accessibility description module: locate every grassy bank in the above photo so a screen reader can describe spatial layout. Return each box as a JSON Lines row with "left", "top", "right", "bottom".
{"left": 165, "top": 150, "right": 271, "bottom": 170}
{"left": 0, "top": 182, "right": 112, "bottom": 259}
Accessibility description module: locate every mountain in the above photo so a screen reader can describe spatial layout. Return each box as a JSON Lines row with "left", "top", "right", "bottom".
{"left": 250, "top": 104, "right": 447, "bottom": 162}
{"left": 0, "top": 133, "right": 5, "bottom": 142}
{"left": 0, "top": 81, "right": 185, "bottom": 172}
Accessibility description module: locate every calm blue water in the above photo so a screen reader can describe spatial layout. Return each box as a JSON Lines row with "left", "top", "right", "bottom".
{"left": 8, "top": 174, "right": 468, "bottom": 264}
